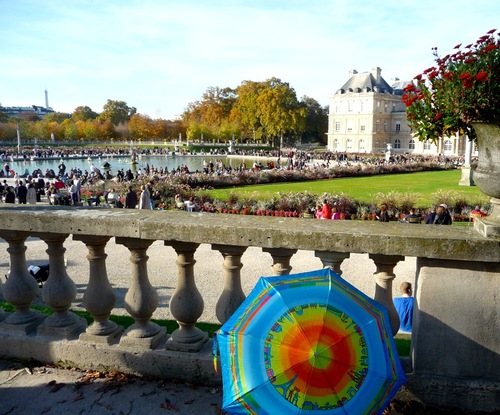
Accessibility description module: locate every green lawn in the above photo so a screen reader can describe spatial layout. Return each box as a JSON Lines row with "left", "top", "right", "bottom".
{"left": 206, "top": 169, "right": 487, "bottom": 206}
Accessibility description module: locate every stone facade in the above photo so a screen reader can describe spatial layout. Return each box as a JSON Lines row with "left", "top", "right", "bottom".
{"left": 327, "top": 67, "right": 469, "bottom": 156}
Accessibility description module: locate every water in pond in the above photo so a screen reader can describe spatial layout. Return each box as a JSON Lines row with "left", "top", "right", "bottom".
{"left": 4, "top": 154, "right": 257, "bottom": 177}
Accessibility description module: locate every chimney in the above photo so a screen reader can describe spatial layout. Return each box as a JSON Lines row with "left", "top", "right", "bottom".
{"left": 371, "top": 67, "right": 381, "bottom": 81}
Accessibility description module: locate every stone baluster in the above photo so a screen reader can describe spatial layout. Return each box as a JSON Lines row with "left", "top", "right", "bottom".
{"left": 74, "top": 235, "right": 123, "bottom": 343}
{"left": 315, "top": 251, "right": 350, "bottom": 275}
{"left": 36, "top": 233, "right": 86, "bottom": 338}
{"left": 212, "top": 244, "right": 247, "bottom": 324}
{"left": 369, "top": 254, "right": 404, "bottom": 336}
{"left": 164, "top": 241, "right": 208, "bottom": 352}
{"left": 262, "top": 248, "right": 298, "bottom": 276}
{"left": 0, "top": 231, "right": 44, "bottom": 331}
{"left": 115, "top": 237, "right": 165, "bottom": 348}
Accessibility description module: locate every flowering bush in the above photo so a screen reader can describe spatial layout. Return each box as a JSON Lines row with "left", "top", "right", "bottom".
{"left": 404, "top": 29, "right": 500, "bottom": 141}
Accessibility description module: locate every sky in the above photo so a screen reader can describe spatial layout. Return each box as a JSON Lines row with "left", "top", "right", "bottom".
{"left": 1, "top": 0, "right": 499, "bottom": 120}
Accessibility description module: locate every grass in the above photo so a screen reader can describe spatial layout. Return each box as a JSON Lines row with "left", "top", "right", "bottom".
{"left": 0, "top": 302, "right": 411, "bottom": 356}
{"left": 205, "top": 169, "right": 486, "bottom": 206}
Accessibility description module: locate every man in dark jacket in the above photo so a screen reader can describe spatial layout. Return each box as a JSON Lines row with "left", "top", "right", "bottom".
{"left": 124, "top": 185, "right": 138, "bottom": 208}
{"left": 5, "top": 187, "right": 16, "bottom": 203}
{"left": 16, "top": 180, "right": 28, "bottom": 204}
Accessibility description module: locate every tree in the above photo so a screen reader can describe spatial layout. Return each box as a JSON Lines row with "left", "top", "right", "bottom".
{"left": 232, "top": 80, "right": 265, "bottom": 141}
{"left": 300, "top": 96, "right": 328, "bottom": 144}
{"left": 99, "top": 100, "right": 136, "bottom": 125}
{"left": 256, "top": 78, "right": 307, "bottom": 146}
{"left": 72, "top": 106, "right": 98, "bottom": 122}
{"left": 44, "top": 112, "right": 70, "bottom": 123}
{"left": 183, "top": 87, "right": 237, "bottom": 142}
{"left": 129, "top": 114, "right": 153, "bottom": 141}
{"left": 62, "top": 119, "right": 78, "bottom": 141}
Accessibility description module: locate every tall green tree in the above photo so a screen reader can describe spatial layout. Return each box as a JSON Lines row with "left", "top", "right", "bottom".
{"left": 300, "top": 96, "right": 328, "bottom": 144}
{"left": 232, "top": 80, "right": 265, "bottom": 141}
{"left": 257, "top": 78, "right": 307, "bottom": 146}
{"left": 99, "top": 100, "right": 136, "bottom": 125}
{"left": 72, "top": 106, "right": 99, "bottom": 122}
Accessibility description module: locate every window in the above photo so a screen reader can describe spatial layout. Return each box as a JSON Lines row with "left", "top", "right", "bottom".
{"left": 384, "top": 121, "right": 387, "bottom": 132}
{"left": 348, "top": 102, "right": 353, "bottom": 112}
{"left": 346, "top": 139, "right": 353, "bottom": 150}
{"left": 384, "top": 103, "right": 388, "bottom": 113}
{"left": 360, "top": 120, "right": 366, "bottom": 131}
{"left": 395, "top": 122, "right": 401, "bottom": 133}
{"left": 347, "top": 120, "right": 353, "bottom": 132}
{"left": 392, "top": 103, "right": 396, "bottom": 112}
{"left": 376, "top": 101, "right": 381, "bottom": 112}
{"left": 444, "top": 140, "right": 452, "bottom": 151}
{"left": 409, "top": 139, "right": 415, "bottom": 150}
{"left": 333, "top": 139, "right": 339, "bottom": 150}
{"left": 394, "top": 139, "right": 401, "bottom": 149}
{"left": 424, "top": 140, "right": 432, "bottom": 150}
{"left": 359, "top": 139, "right": 365, "bottom": 151}
{"left": 335, "top": 121, "right": 340, "bottom": 132}
{"left": 376, "top": 120, "right": 380, "bottom": 132}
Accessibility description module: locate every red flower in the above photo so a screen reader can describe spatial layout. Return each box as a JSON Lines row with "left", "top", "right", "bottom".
{"left": 475, "top": 71, "right": 488, "bottom": 82}
{"left": 484, "top": 43, "right": 497, "bottom": 53}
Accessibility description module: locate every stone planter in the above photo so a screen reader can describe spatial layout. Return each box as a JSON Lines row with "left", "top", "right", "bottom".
{"left": 473, "top": 121, "right": 500, "bottom": 237}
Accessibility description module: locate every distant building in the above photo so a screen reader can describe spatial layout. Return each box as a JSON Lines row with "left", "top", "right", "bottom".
{"left": 0, "top": 105, "right": 54, "bottom": 119}
{"left": 327, "top": 67, "right": 467, "bottom": 156}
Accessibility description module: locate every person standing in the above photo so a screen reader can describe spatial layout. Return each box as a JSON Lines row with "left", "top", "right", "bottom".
{"left": 139, "top": 185, "right": 152, "bottom": 210}
{"left": 124, "top": 185, "right": 138, "bottom": 209}
{"left": 5, "top": 186, "right": 16, "bottom": 203}
{"left": 16, "top": 180, "right": 28, "bottom": 204}
{"left": 393, "top": 282, "right": 414, "bottom": 333}
{"left": 27, "top": 182, "right": 37, "bottom": 204}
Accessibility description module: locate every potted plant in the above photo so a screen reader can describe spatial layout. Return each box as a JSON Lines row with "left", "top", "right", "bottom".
{"left": 403, "top": 29, "right": 500, "bottom": 235}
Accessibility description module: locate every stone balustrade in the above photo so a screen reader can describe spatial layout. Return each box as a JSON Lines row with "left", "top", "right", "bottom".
{"left": 0, "top": 205, "right": 498, "bottom": 412}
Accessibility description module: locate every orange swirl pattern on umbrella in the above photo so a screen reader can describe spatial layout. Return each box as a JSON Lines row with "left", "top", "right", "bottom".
{"left": 264, "top": 304, "right": 367, "bottom": 410}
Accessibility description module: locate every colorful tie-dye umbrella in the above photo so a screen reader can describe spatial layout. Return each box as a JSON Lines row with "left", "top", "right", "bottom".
{"left": 214, "top": 268, "right": 406, "bottom": 415}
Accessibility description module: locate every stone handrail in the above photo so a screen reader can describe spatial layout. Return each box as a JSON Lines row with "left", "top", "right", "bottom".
{"left": 0, "top": 206, "right": 498, "bottom": 412}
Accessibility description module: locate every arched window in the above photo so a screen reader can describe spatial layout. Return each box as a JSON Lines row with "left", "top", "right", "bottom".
{"left": 444, "top": 140, "right": 452, "bottom": 151}
{"left": 409, "top": 139, "right": 415, "bottom": 150}
{"left": 424, "top": 140, "right": 432, "bottom": 150}
{"left": 394, "top": 139, "right": 401, "bottom": 149}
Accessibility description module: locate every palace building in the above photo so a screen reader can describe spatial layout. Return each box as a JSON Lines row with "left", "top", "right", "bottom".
{"left": 326, "top": 67, "right": 468, "bottom": 156}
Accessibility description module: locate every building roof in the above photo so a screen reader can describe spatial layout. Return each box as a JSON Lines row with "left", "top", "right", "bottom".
{"left": 336, "top": 67, "right": 394, "bottom": 94}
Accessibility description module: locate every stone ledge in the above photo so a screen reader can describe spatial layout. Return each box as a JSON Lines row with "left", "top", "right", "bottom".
{"left": 0, "top": 333, "right": 219, "bottom": 386}
{"left": 0, "top": 206, "right": 499, "bottom": 262}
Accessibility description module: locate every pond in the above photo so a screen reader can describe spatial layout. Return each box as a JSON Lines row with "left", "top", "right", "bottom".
{"left": 3, "top": 154, "right": 259, "bottom": 177}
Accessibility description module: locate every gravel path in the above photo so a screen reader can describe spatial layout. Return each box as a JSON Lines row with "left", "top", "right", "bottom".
{"left": 1, "top": 237, "right": 416, "bottom": 324}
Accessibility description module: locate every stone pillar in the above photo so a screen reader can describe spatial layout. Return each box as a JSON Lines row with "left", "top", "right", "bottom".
{"left": 115, "top": 238, "right": 165, "bottom": 348}
{"left": 212, "top": 244, "right": 247, "bottom": 324}
{"left": 262, "top": 248, "right": 297, "bottom": 276}
{"left": 164, "top": 241, "right": 208, "bottom": 352}
{"left": 459, "top": 134, "right": 475, "bottom": 186}
{"left": 369, "top": 254, "right": 404, "bottom": 336}
{"left": 315, "top": 251, "right": 350, "bottom": 275}
{"left": 0, "top": 231, "right": 44, "bottom": 332}
{"left": 409, "top": 258, "right": 500, "bottom": 412}
{"left": 74, "top": 235, "right": 123, "bottom": 344}
{"left": 36, "top": 233, "right": 86, "bottom": 338}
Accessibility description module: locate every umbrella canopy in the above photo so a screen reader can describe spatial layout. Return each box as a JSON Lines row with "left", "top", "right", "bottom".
{"left": 215, "top": 268, "right": 406, "bottom": 415}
